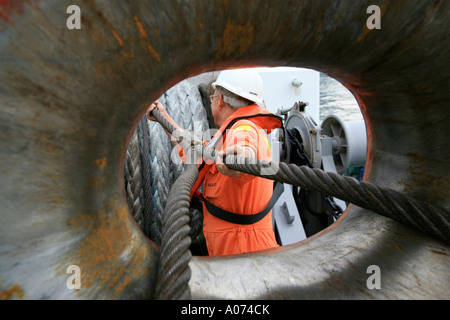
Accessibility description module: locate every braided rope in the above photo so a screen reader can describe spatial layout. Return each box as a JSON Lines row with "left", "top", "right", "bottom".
{"left": 149, "top": 121, "right": 171, "bottom": 244}
{"left": 137, "top": 117, "right": 153, "bottom": 239}
{"left": 123, "top": 82, "right": 210, "bottom": 298}
{"left": 185, "top": 81, "right": 208, "bottom": 240}
{"left": 166, "top": 84, "right": 187, "bottom": 185}
{"left": 124, "top": 132, "right": 144, "bottom": 226}
{"left": 150, "top": 83, "right": 211, "bottom": 299}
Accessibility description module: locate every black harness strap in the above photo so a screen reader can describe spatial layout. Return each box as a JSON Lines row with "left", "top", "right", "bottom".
{"left": 200, "top": 182, "right": 285, "bottom": 225}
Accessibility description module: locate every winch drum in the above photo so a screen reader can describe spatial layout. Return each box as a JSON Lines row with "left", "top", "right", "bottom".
{"left": 321, "top": 114, "right": 368, "bottom": 175}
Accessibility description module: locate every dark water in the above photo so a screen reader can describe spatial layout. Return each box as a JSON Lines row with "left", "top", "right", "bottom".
{"left": 320, "top": 73, "right": 362, "bottom": 122}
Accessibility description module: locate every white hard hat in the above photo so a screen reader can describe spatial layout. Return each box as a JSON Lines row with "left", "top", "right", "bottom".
{"left": 212, "top": 69, "right": 264, "bottom": 106}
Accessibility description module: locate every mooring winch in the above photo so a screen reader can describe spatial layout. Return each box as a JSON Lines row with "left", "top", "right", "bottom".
{"left": 269, "top": 100, "right": 368, "bottom": 245}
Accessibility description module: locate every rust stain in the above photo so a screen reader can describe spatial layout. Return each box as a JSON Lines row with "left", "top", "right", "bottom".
{"left": 403, "top": 153, "right": 450, "bottom": 204}
{"left": 197, "top": 20, "right": 203, "bottom": 31}
{"left": 356, "top": 24, "right": 372, "bottom": 44}
{"left": 86, "top": 158, "right": 108, "bottom": 187}
{"left": 95, "top": 157, "right": 107, "bottom": 169}
{"left": 121, "top": 51, "right": 134, "bottom": 59}
{"left": 66, "top": 198, "right": 148, "bottom": 296}
{"left": 153, "top": 27, "right": 160, "bottom": 38}
{"left": 0, "top": 0, "right": 39, "bottom": 25}
{"left": 216, "top": 21, "right": 254, "bottom": 59}
{"left": 111, "top": 29, "right": 124, "bottom": 47}
{"left": 134, "top": 16, "right": 148, "bottom": 38}
{"left": 0, "top": 284, "right": 24, "bottom": 300}
{"left": 133, "top": 15, "right": 161, "bottom": 62}
{"left": 147, "top": 44, "right": 161, "bottom": 63}
{"left": 195, "top": 6, "right": 204, "bottom": 31}
{"left": 87, "top": 176, "right": 105, "bottom": 188}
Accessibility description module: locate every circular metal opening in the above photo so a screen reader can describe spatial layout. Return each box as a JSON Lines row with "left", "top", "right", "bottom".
{"left": 1, "top": 1, "right": 448, "bottom": 299}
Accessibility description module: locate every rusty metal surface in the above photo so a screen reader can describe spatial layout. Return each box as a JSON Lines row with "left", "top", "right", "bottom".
{"left": 0, "top": 0, "right": 449, "bottom": 299}
{"left": 190, "top": 207, "right": 450, "bottom": 299}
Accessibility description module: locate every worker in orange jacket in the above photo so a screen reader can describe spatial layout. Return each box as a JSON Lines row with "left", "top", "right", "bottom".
{"left": 147, "top": 69, "right": 283, "bottom": 256}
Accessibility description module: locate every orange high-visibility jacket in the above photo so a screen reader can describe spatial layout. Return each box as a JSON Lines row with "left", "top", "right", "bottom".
{"left": 191, "top": 104, "right": 283, "bottom": 256}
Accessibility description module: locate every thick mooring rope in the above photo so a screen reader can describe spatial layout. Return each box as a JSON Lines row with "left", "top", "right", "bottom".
{"left": 154, "top": 160, "right": 199, "bottom": 300}
{"left": 129, "top": 81, "right": 209, "bottom": 245}
{"left": 137, "top": 116, "right": 154, "bottom": 239}
{"left": 151, "top": 108, "right": 450, "bottom": 300}
{"left": 124, "top": 131, "right": 144, "bottom": 227}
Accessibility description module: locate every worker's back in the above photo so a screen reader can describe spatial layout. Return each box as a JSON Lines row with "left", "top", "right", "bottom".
{"left": 202, "top": 119, "right": 278, "bottom": 256}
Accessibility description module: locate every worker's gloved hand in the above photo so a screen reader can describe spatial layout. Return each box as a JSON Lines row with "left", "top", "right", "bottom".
{"left": 217, "top": 145, "right": 256, "bottom": 178}
{"left": 146, "top": 101, "right": 167, "bottom": 122}
{"left": 146, "top": 101, "right": 182, "bottom": 138}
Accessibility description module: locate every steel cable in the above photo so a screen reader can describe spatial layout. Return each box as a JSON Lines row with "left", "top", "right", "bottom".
{"left": 124, "top": 131, "right": 144, "bottom": 227}
{"left": 154, "top": 160, "right": 199, "bottom": 300}
{"left": 224, "top": 157, "right": 450, "bottom": 244}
